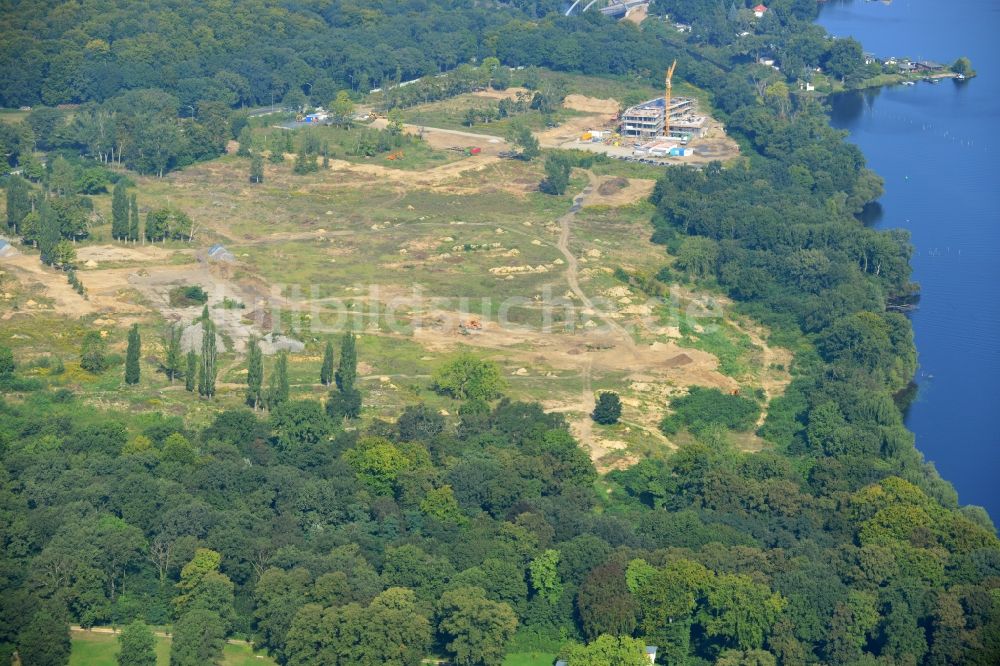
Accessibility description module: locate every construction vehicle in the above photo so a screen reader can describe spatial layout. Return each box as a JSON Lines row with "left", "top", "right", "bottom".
{"left": 459, "top": 319, "right": 483, "bottom": 335}
{"left": 386, "top": 150, "right": 404, "bottom": 160}
{"left": 665, "top": 60, "right": 677, "bottom": 140}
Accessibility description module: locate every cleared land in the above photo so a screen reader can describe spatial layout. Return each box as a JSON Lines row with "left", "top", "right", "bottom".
{"left": 2, "top": 88, "right": 787, "bottom": 467}
{"left": 624, "top": 3, "right": 649, "bottom": 24}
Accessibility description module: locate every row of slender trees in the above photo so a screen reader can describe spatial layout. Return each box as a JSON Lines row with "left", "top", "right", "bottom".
{"left": 110, "top": 181, "right": 140, "bottom": 241}
{"left": 119, "top": 313, "right": 360, "bottom": 418}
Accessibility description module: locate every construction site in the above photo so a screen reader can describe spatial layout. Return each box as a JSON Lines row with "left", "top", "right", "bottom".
{"left": 554, "top": 61, "right": 738, "bottom": 164}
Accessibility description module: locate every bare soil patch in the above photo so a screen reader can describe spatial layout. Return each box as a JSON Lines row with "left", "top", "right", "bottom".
{"left": 536, "top": 113, "right": 615, "bottom": 148}
{"left": 624, "top": 3, "right": 649, "bottom": 24}
{"left": 470, "top": 87, "right": 531, "bottom": 101}
{"left": 76, "top": 244, "right": 186, "bottom": 264}
{"left": 563, "top": 94, "right": 619, "bottom": 115}
{"left": 3, "top": 255, "right": 99, "bottom": 318}
{"left": 321, "top": 155, "right": 502, "bottom": 189}
{"left": 685, "top": 119, "right": 741, "bottom": 163}
{"left": 370, "top": 117, "right": 506, "bottom": 154}
{"left": 589, "top": 177, "right": 656, "bottom": 207}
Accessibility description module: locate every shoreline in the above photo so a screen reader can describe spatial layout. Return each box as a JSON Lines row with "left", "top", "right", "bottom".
{"left": 802, "top": 69, "right": 971, "bottom": 101}
{"left": 812, "top": 1, "right": 997, "bottom": 516}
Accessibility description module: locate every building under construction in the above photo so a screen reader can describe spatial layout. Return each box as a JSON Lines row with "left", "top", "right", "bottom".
{"left": 620, "top": 96, "right": 706, "bottom": 141}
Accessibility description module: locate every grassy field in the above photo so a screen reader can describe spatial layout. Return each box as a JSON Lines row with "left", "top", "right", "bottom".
{"left": 69, "top": 629, "right": 551, "bottom": 666}
{"left": 2, "top": 144, "right": 785, "bottom": 453}
{"left": 401, "top": 93, "right": 585, "bottom": 136}
{"left": 1, "top": 69, "right": 786, "bottom": 463}
{"left": 510, "top": 69, "right": 662, "bottom": 106}
{"left": 0, "top": 108, "right": 29, "bottom": 124}
{"left": 69, "top": 629, "right": 276, "bottom": 666}
{"left": 249, "top": 123, "right": 465, "bottom": 172}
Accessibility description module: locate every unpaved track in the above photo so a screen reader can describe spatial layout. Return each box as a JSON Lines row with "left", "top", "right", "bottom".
{"left": 71, "top": 625, "right": 253, "bottom": 647}
{"left": 369, "top": 118, "right": 505, "bottom": 146}
{"left": 552, "top": 171, "right": 672, "bottom": 462}
{"left": 556, "top": 172, "right": 636, "bottom": 355}
{"left": 3, "top": 254, "right": 99, "bottom": 317}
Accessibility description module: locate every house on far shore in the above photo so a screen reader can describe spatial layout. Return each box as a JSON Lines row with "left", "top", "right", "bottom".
{"left": 754, "top": 4, "right": 768, "bottom": 18}
{"left": 899, "top": 59, "right": 946, "bottom": 74}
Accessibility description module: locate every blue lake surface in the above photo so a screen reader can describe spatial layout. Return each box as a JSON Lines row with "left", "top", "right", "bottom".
{"left": 818, "top": 0, "right": 1000, "bottom": 518}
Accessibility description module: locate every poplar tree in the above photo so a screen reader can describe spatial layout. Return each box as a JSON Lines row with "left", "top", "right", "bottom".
{"left": 128, "top": 192, "right": 140, "bottom": 241}
{"left": 5, "top": 174, "right": 31, "bottom": 233}
{"left": 293, "top": 146, "right": 316, "bottom": 174}
{"left": 80, "top": 330, "right": 108, "bottom": 373}
{"left": 37, "top": 197, "right": 60, "bottom": 265}
{"left": 320, "top": 339, "right": 334, "bottom": 386}
{"left": 250, "top": 153, "right": 264, "bottom": 183}
{"left": 246, "top": 335, "right": 263, "bottom": 409}
{"left": 334, "top": 326, "right": 356, "bottom": 392}
{"left": 125, "top": 323, "right": 141, "bottom": 384}
{"left": 185, "top": 350, "right": 197, "bottom": 392}
{"left": 112, "top": 180, "right": 129, "bottom": 239}
{"left": 237, "top": 126, "right": 253, "bottom": 156}
{"left": 266, "top": 351, "right": 289, "bottom": 409}
{"left": 328, "top": 326, "right": 362, "bottom": 419}
{"left": 163, "top": 324, "right": 182, "bottom": 383}
{"left": 198, "top": 316, "right": 217, "bottom": 398}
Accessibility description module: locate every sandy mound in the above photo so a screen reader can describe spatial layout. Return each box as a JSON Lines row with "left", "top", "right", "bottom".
{"left": 563, "top": 94, "right": 619, "bottom": 115}
{"left": 598, "top": 177, "right": 629, "bottom": 196}
{"left": 663, "top": 353, "right": 693, "bottom": 367}
{"left": 587, "top": 177, "right": 656, "bottom": 207}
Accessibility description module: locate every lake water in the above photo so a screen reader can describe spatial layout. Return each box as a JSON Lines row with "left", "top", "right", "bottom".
{"left": 818, "top": 0, "right": 1000, "bottom": 518}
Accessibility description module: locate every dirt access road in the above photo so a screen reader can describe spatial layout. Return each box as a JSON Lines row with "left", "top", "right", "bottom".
{"left": 71, "top": 625, "right": 254, "bottom": 648}
{"left": 557, "top": 172, "right": 636, "bottom": 355}
{"left": 369, "top": 117, "right": 506, "bottom": 152}
{"left": 554, "top": 171, "right": 672, "bottom": 460}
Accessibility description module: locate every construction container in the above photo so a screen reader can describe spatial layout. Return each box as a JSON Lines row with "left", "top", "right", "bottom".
{"left": 470, "top": 147, "right": 481, "bottom": 155}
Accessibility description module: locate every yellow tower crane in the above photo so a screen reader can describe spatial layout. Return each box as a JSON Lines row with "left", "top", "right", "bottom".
{"left": 664, "top": 60, "right": 677, "bottom": 139}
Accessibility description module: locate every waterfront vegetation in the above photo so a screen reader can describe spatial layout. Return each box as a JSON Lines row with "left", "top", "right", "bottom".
{"left": 1, "top": 1, "right": 998, "bottom": 666}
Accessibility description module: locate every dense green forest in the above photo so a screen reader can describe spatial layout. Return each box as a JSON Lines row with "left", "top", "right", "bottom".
{"left": 0, "top": 0, "right": 871, "bottom": 179}
{"left": 2, "top": 1, "right": 999, "bottom": 665}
